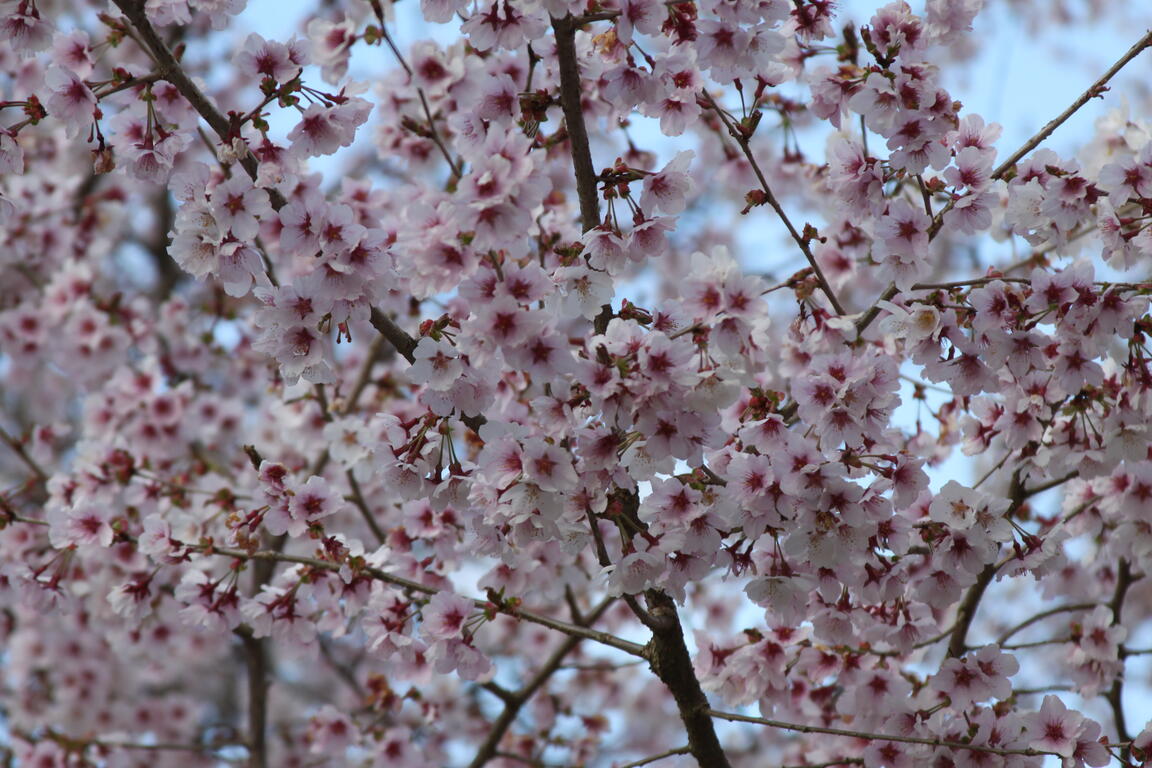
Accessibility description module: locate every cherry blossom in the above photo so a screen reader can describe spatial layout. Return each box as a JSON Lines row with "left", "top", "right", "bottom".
{"left": 2, "top": 0, "right": 1152, "bottom": 766}
{"left": 44, "top": 66, "right": 96, "bottom": 137}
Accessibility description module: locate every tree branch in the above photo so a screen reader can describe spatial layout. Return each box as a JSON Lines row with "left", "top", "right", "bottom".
{"left": 857, "top": 30, "right": 1152, "bottom": 338}
{"left": 0, "top": 424, "right": 49, "bottom": 486}
{"left": 995, "top": 602, "right": 1098, "bottom": 645}
{"left": 990, "top": 29, "right": 1152, "bottom": 180}
{"left": 368, "top": 306, "right": 417, "bottom": 363}
{"left": 1106, "top": 559, "right": 1138, "bottom": 760}
{"left": 468, "top": 598, "right": 616, "bottom": 767}
{"left": 585, "top": 509, "right": 659, "bottom": 629}
{"left": 706, "top": 709, "right": 1054, "bottom": 757}
{"left": 345, "top": 468, "right": 386, "bottom": 545}
{"left": 204, "top": 544, "right": 647, "bottom": 657}
{"left": 946, "top": 470, "right": 1074, "bottom": 658}
{"left": 643, "top": 591, "right": 732, "bottom": 768}
{"left": 235, "top": 627, "right": 269, "bottom": 768}
{"left": 617, "top": 746, "right": 691, "bottom": 768}
{"left": 701, "top": 91, "right": 845, "bottom": 316}
{"left": 551, "top": 15, "right": 601, "bottom": 234}
{"left": 109, "top": 0, "right": 286, "bottom": 208}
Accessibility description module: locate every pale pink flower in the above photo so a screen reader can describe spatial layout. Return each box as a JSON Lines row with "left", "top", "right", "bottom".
{"left": 421, "top": 592, "right": 474, "bottom": 640}
{"left": 288, "top": 99, "right": 372, "bottom": 158}
{"left": 409, "top": 336, "right": 464, "bottom": 391}
{"left": 235, "top": 32, "right": 308, "bottom": 83}
{"left": 45, "top": 67, "right": 96, "bottom": 137}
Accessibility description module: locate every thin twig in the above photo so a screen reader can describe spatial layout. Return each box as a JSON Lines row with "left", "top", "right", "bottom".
{"left": 468, "top": 598, "right": 616, "bottom": 767}
{"left": 990, "top": 29, "right": 1152, "bottom": 180}
{"left": 857, "top": 29, "right": 1152, "bottom": 338}
{"left": 92, "top": 71, "right": 164, "bottom": 100}
{"left": 318, "top": 638, "right": 367, "bottom": 700}
{"left": 701, "top": 91, "right": 845, "bottom": 315}
{"left": 342, "top": 336, "right": 388, "bottom": 417}
{"left": 995, "top": 602, "right": 1098, "bottom": 645}
{"left": 0, "top": 425, "right": 49, "bottom": 485}
{"left": 346, "top": 468, "right": 386, "bottom": 545}
{"left": 616, "top": 746, "right": 691, "bottom": 768}
{"left": 585, "top": 509, "right": 658, "bottom": 629}
{"left": 706, "top": 709, "right": 1054, "bottom": 757}
{"left": 203, "top": 544, "right": 647, "bottom": 657}
{"left": 416, "top": 88, "right": 464, "bottom": 179}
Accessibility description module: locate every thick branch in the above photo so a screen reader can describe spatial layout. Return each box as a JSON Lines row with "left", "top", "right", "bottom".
{"left": 643, "top": 591, "right": 732, "bottom": 768}
{"left": 235, "top": 628, "right": 269, "bottom": 768}
{"left": 551, "top": 15, "right": 601, "bottom": 233}
{"left": 368, "top": 306, "right": 417, "bottom": 363}
{"left": 1107, "top": 559, "right": 1137, "bottom": 759}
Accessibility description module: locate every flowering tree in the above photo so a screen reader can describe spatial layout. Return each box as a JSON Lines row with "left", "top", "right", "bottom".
{"left": 4, "top": 0, "right": 1152, "bottom": 765}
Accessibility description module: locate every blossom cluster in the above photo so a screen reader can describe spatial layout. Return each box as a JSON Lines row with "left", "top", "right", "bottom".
{"left": 1, "top": 0, "right": 1152, "bottom": 766}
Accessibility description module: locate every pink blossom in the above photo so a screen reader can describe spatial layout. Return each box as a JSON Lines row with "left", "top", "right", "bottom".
{"left": 235, "top": 32, "right": 308, "bottom": 83}
{"left": 306, "top": 15, "right": 356, "bottom": 84}
{"left": 0, "top": 128, "right": 23, "bottom": 174}
{"left": 640, "top": 150, "right": 695, "bottom": 215}
{"left": 45, "top": 67, "right": 96, "bottom": 137}
{"left": 409, "top": 336, "right": 464, "bottom": 391}
{"left": 421, "top": 591, "right": 475, "bottom": 640}
{"left": 288, "top": 99, "right": 372, "bottom": 157}
{"left": 1027, "top": 695, "right": 1086, "bottom": 757}
{"left": 1, "top": 1, "right": 52, "bottom": 56}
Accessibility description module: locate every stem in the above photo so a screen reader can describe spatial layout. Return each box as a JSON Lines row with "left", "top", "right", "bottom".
{"left": 990, "top": 29, "right": 1152, "bottom": 180}
{"left": 706, "top": 709, "right": 1053, "bottom": 757}
{"left": 701, "top": 92, "right": 845, "bottom": 316}
{"left": 204, "top": 544, "right": 647, "bottom": 657}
